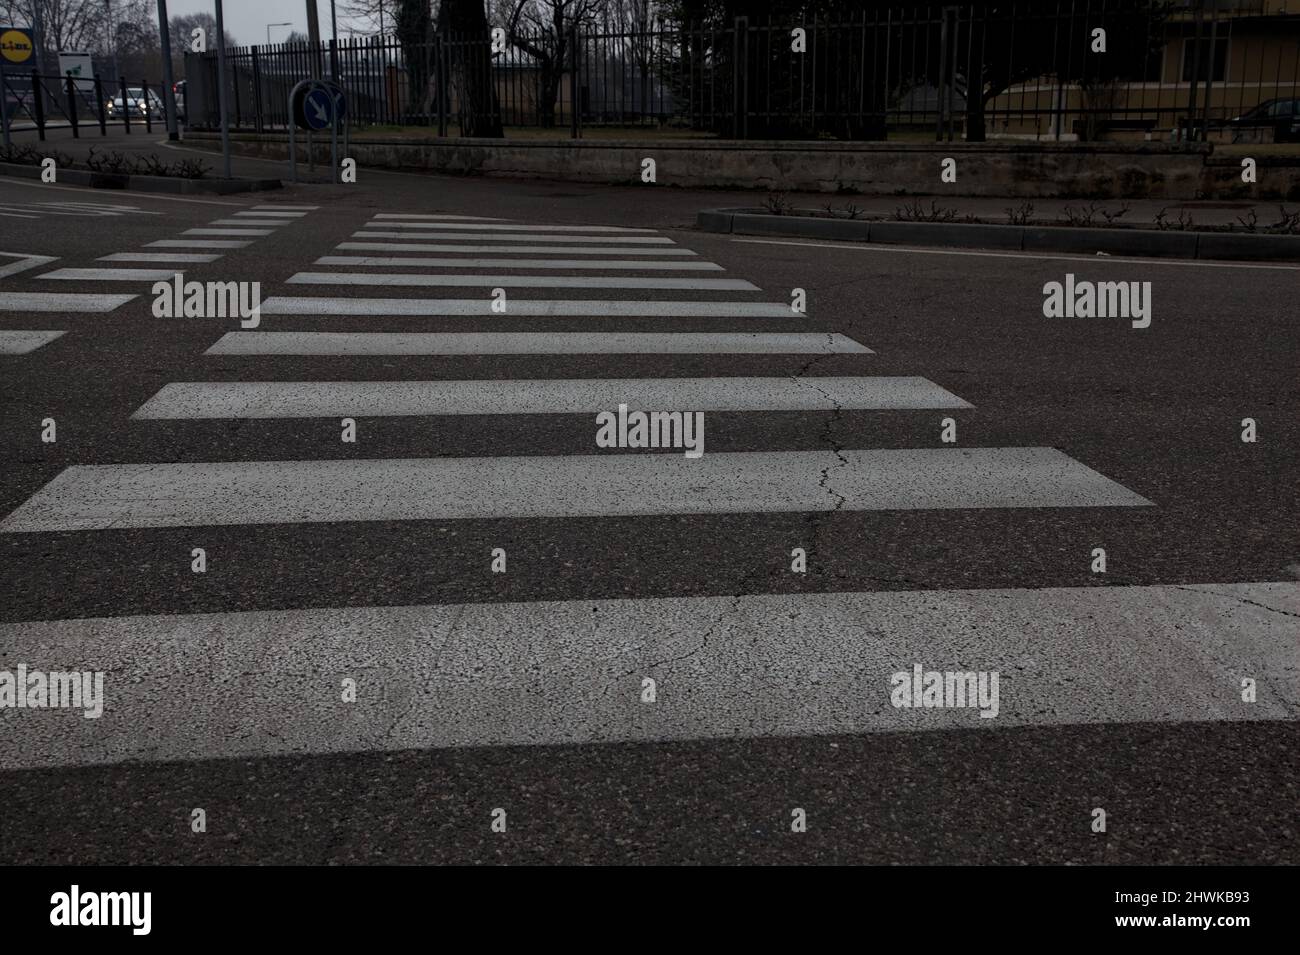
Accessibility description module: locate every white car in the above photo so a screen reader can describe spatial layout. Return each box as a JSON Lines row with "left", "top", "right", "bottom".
{"left": 106, "top": 88, "right": 163, "bottom": 119}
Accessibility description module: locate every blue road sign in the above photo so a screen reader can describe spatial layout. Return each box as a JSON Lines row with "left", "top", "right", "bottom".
{"left": 323, "top": 81, "right": 347, "bottom": 122}
{"left": 302, "top": 87, "right": 333, "bottom": 131}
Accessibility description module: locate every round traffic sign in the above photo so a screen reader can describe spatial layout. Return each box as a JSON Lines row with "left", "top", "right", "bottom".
{"left": 301, "top": 87, "right": 333, "bottom": 131}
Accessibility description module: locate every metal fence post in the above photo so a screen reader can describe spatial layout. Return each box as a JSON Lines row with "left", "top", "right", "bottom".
{"left": 94, "top": 75, "right": 107, "bottom": 134}
{"left": 1185, "top": 0, "right": 1205, "bottom": 142}
{"left": 0, "top": 74, "right": 11, "bottom": 148}
{"left": 252, "top": 47, "right": 263, "bottom": 133}
{"left": 732, "top": 16, "right": 750, "bottom": 138}
{"left": 1200, "top": 11, "right": 1219, "bottom": 140}
{"left": 119, "top": 77, "right": 131, "bottom": 133}
{"left": 142, "top": 79, "right": 152, "bottom": 132}
{"left": 31, "top": 71, "right": 46, "bottom": 141}
{"left": 570, "top": 24, "right": 580, "bottom": 139}
{"left": 65, "top": 72, "right": 79, "bottom": 138}
{"left": 437, "top": 32, "right": 448, "bottom": 137}
{"left": 941, "top": 6, "right": 951, "bottom": 141}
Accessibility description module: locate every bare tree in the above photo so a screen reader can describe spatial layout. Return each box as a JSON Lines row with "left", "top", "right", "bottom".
{"left": 500, "top": 0, "right": 602, "bottom": 127}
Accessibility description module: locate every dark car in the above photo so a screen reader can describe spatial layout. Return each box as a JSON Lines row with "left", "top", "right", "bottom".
{"left": 1226, "top": 98, "right": 1300, "bottom": 143}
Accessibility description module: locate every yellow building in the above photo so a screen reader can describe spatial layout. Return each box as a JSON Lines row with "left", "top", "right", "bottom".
{"left": 986, "top": 0, "right": 1300, "bottom": 141}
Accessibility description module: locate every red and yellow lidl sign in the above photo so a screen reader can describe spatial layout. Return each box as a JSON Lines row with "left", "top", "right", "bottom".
{"left": 1, "top": 27, "right": 35, "bottom": 65}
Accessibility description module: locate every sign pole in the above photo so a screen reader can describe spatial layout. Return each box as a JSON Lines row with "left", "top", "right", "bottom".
{"left": 213, "top": 0, "right": 232, "bottom": 177}
{"left": 1, "top": 76, "right": 11, "bottom": 147}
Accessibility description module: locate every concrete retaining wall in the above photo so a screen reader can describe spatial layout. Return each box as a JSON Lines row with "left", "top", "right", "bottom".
{"left": 186, "top": 132, "right": 1300, "bottom": 201}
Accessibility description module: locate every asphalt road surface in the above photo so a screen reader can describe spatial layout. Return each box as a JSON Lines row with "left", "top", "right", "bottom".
{"left": 0, "top": 167, "right": 1296, "bottom": 865}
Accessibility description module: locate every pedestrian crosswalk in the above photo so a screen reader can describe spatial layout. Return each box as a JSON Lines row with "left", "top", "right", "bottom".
{"left": 11, "top": 208, "right": 1286, "bottom": 784}
{"left": 0, "top": 203, "right": 320, "bottom": 349}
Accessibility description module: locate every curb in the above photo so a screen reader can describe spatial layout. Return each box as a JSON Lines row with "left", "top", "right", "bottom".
{"left": 0, "top": 162, "right": 281, "bottom": 194}
{"left": 699, "top": 208, "right": 1300, "bottom": 261}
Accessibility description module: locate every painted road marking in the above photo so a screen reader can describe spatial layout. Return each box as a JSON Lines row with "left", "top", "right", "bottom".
{"left": 353, "top": 231, "right": 675, "bottom": 244}
{"left": 204, "top": 331, "right": 873, "bottom": 356}
{"left": 0, "top": 448, "right": 1151, "bottom": 532}
{"left": 284, "top": 272, "right": 760, "bottom": 291}
{"left": 0, "top": 293, "right": 137, "bottom": 312}
{"left": 133, "top": 376, "right": 968, "bottom": 418}
{"left": 258, "top": 298, "right": 796, "bottom": 316}
{"left": 314, "top": 256, "right": 722, "bottom": 270}
{"left": 183, "top": 228, "right": 273, "bottom": 237}
{"left": 2, "top": 582, "right": 1290, "bottom": 768}
{"left": 0, "top": 330, "right": 67, "bottom": 354}
{"left": 148, "top": 240, "right": 252, "bottom": 249}
{"left": 36, "top": 268, "right": 183, "bottom": 282}
{"left": 0, "top": 252, "right": 58, "bottom": 278}
{"left": 336, "top": 242, "right": 697, "bottom": 255}
{"left": 98, "top": 253, "right": 221, "bottom": 263}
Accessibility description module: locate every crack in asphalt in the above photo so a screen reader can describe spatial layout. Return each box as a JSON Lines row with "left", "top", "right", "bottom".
{"left": 1172, "top": 585, "right": 1300, "bottom": 621}
{"left": 790, "top": 339, "right": 850, "bottom": 576}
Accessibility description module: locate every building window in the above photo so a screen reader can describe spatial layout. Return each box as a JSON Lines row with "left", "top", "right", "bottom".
{"left": 1181, "top": 37, "right": 1228, "bottom": 83}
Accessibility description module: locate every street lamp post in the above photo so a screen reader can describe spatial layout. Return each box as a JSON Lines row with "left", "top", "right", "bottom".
{"left": 104, "top": 0, "right": 120, "bottom": 84}
{"left": 267, "top": 22, "right": 292, "bottom": 45}
{"left": 157, "top": 0, "right": 178, "bottom": 140}
{"left": 329, "top": 0, "right": 339, "bottom": 81}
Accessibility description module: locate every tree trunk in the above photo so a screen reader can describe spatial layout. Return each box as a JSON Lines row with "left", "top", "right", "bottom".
{"left": 439, "top": 0, "right": 503, "bottom": 137}
{"left": 966, "top": 93, "right": 987, "bottom": 143}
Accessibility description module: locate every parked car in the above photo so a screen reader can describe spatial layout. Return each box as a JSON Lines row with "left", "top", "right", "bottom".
{"left": 1226, "top": 98, "right": 1300, "bottom": 143}
{"left": 106, "top": 87, "right": 164, "bottom": 120}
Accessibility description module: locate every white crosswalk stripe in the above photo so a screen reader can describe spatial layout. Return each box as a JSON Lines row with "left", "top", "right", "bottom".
{"left": 132, "top": 377, "right": 970, "bottom": 418}
{"left": 148, "top": 239, "right": 252, "bottom": 248}
{"left": 314, "top": 256, "right": 722, "bottom": 270}
{"left": 98, "top": 253, "right": 222, "bottom": 263}
{"left": 4, "top": 582, "right": 1294, "bottom": 770}
{"left": 0, "top": 449, "right": 1151, "bottom": 532}
{"left": 372, "top": 213, "right": 506, "bottom": 220}
{"left": 337, "top": 242, "right": 698, "bottom": 254}
{"left": 0, "top": 292, "right": 136, "bottom": 311}
{"left": 0, "top": 329, "right": 66, "bottom": 353}
{"left": 36, "top": 267, "right": 183, "bottom": 282}
{"left": 209, "top": 218, "right": 293, "bottom": 227}
{"left": 285, "top": 272, "right": 761, "bottom": 290}
{"left": 184, "top": 228, "right": 274, "bottom": 236}
{"left": 260, "top": 297, "right": 795, "bottom": 316}
{"left": 354, "top": 231, "right": 675, "bottom": 243}
{"left": 205, "top": 331, "right": 874, "bottom": 355}
{"left": 368, "top": 222, "right": 659, "bottom": 232}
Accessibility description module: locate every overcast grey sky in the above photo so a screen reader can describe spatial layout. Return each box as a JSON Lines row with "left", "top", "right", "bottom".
{"left": 163, "top": 0, "right": 376, "bottom": 47}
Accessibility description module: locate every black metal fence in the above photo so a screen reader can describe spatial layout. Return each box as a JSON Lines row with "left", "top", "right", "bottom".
{"left": 1, "top": 70, "right": 170, "bottom": 142}
{"left": 177, "top": 2, "right": 1300, "bottom": 143}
